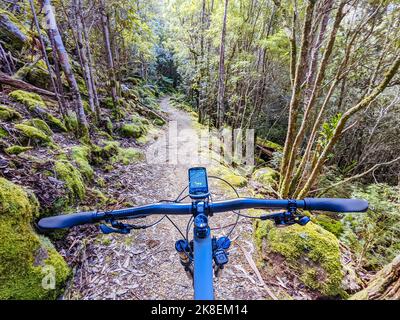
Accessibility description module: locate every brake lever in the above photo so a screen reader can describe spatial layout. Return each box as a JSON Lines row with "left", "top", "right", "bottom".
{"left": 265, "top": 211, "right": 310, "bottom": 227}
{"left": 100, "top": 223, "right": 131, "bottom": 234}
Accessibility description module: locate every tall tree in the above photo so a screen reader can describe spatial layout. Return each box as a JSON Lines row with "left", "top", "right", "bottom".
{"left": 216, "top": 0, "right": 228, "bottom": 128}
{"left": 99, "top": 0, "right": 119, "bottom": 108}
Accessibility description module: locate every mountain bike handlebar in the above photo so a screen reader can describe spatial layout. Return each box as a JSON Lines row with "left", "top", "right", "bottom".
{"left": 38, "top": 197, "right": 368, "bottom": 230}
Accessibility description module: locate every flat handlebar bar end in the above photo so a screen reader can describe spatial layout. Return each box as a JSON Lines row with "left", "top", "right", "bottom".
{"left": 38, "top": 211, "right": 98, "bottom": 230}
{"left": 304, "top": 198, "right": 368, "bottom": 212}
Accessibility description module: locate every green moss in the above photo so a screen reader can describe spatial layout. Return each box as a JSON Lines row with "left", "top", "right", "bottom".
{"left": 15, "top": 124, "right": 52, "bottom": 144}
{"left": 221, "top": 173, "right": 248, "bottom": 187}
{"left": 254, "top": 221, "right": 344, "bottom": 297}
{"left": 77, "top": 77, "right": 88, "bottom": 96}
{"left": 0, "top": 105, "right": 22, "bottom": 121}
{"left": 96, "top": 177, "right": 106, "bottom": 188}
{"left": 209, "top": 164, "right": 248, "bottom": 187}
{"left": 0, "top": 127, "right": 8, "bottom": 138}
{"left": 119, "top": 123, "right": 143, "bottom": 138}
{"left": 9, "top": 90, "right": 46, "bottom": 110}
{"left": 0, "top": 9, "right": 29, "bottom": 53}
{"left": 313, "top": 214, "right": 343, "bottom": 237}
{"left": 64, "top": 111, "right": 78, "bottom": 132}
{"left": 90, "top": 143, "right": 110, "bottom": 165}
{"left": 23, "top": 60, "right": 51, "bottom": 89}
{"left": 25, "top": 118, "right": 53, "bottom": 136}
{"left": 47, "top": 114, "right": 67, "bottom": 132}
{"left": 257, "top": 137, "right": 283, "bottom": 152}
{"left": 102, "top": 97, "right": 114, "bottom": 109}
{"left": 153, "top": 118, "right": 165, "bottom": 126}
{"left": 105, "top": 118, "right": 113, "bottom": 134}
{"left": 252, "top": 167, "right": 279, "bottom": 186}
{"left": 71, "top": 146, "right": 94, "bottom": 180}
{"left": 116, "top": 147, "right": 144, "bottom": 165}
{"left": 0, "top": 178, "right": 70, "bottom": 299}
{"left": 98, "top": 141, "right": 120, "bottom": 161}
{"left": 5, "top": 145, "right": 33, "bottom": 155}
{"left": 54, "top": 160, "right": 86, "bottom": 202}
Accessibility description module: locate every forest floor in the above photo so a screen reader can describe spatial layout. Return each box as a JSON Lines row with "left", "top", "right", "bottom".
{"left": 59, "top": 96, "right": 292, "bottom": 300}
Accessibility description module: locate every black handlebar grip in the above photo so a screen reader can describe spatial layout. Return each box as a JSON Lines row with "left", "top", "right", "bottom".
{"left": 303, "top": 198, "right": 368, "bottom": 212}
{"left": 38, "top": 211, "right": 97, "bottom": 229}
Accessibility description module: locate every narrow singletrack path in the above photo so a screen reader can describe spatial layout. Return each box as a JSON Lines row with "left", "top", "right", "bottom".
{"left": 64, "top": 97, "right": 273, "bottom": 300}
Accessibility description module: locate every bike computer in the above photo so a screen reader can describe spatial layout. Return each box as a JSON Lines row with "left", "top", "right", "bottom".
{"left": 188, "top": 167, "right": 209, "bottom": 199}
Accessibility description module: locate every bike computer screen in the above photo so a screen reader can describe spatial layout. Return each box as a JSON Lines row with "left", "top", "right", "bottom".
{"left": 188, "top": 167, "right": 209, "bottom": 199}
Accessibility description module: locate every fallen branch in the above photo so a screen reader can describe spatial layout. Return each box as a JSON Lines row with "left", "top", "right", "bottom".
{"left": 238, "top": 244, "right": 278, "bottom": 300}
{"left": 136, "top": 100, "right": 167, "bottom": 123}
{"left": 0, "top": 71, "right": 56, "bottom": 98}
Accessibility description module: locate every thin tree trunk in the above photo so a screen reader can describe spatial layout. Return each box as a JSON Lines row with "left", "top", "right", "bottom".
{"left": 28, "top": 0, "right": 66, "bottom": 117}
{"left": 43, "top": 0, "right": 89, "bottom": 139}
{"left": 81, "top": 12, "right": 100, "bottom": 114}
{"left": 99, "top": 0, "right": 118, "bottom": 108}
{"left": 74, "top": 0, "right": 97, "bottom": 119}
{"left": 216, "top": 0, "right": 228, "bottom": 128}
{"left": 198, "top": 0, "right": 206, "bottom": 124}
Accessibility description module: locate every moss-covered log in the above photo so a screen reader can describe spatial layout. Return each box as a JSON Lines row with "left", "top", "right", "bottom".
{"left": 350, "top": 255, "right": 400, "bottom": 300}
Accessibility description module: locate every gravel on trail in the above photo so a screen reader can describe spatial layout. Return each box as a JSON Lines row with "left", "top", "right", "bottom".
{"left": 61, "top": 97, "right": 287, "bottom": 300}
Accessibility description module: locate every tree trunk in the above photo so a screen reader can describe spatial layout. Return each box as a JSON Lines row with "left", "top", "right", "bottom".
{"left": 279, "top": 0, "right": 316, "bottom": 194}
{"left": 74, "top": 0, "right": 97, "bottom": 119}
{"left": 350, "top": 255, "right": 400, "bottom": 300}
{"left": 81, "top": 5, "right": 100, "bottom": 116}
{"left": 99, "top": 0, "right": 118, "bottom": 108}
{"left": 216, "top": 0, "right": 228, "bottom": 128}
{"left": 43, "top": 0, "right": 89, "bottom": 139}
{"left": 28, "top": 0, "right": 66, "bottom": 118}
{"left": 280, "top": 0, "right": 345, "bottom": 197}
{"left": 0, "top": 71, "right": 56, "bottom": 97}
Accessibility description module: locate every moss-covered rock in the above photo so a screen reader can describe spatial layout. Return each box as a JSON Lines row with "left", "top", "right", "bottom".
{"left": 70, "top": 145, "right": 94, "bottom": 180}
{"left": 24, "top": 118, "right": 53, "bottom": 136}
{"left": 5, "top": 145, "right": 33, "bottom": 155}
{"left": 54, "top": 160, "right": 86, "bottom": 203}
{"left": 313, "top": 214, "right": 343, "bottom": 237}
{"left": 153, "top": 118, "right": 165, "bottom": 126}
{"left": 0, "top": 178, "right": 70, "bottom": 299}
{"left": 116, "top": 147, "right": 144, "bottom": 165}
{"left": 0, "top": 9, "right": 29, "bottom": 53}
{"left": 221, "top": 173, "right": 248, "bottom": 187}
{"left": 9, "top": 90, "right": 46, "bottom": 110}
{"left": 252, "top": 167, "right": 279, "bottom": 186}
{"left": 46, "top": 114, "right": 67, "bottom": 132}
{"left": 0, "top": 105, "right": 22, "bottom": 121}
{"left": 209, "top": 164, "right": 248, "bottom": 188}
{"left": 15, "top": 123, "right": 52, "bottom": 144}
{"left": 119, "top": 123, "right": 143, "bottom": 138}
{"left": 16, "top": 60, "right": 51, "bottom": 89}
{"left": 254, "top": 220, "right": 344, "bottom": 297}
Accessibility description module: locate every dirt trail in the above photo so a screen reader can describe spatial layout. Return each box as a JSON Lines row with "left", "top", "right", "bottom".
{"left": 63, "top": 97, "right": 272, "bottom": 300}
